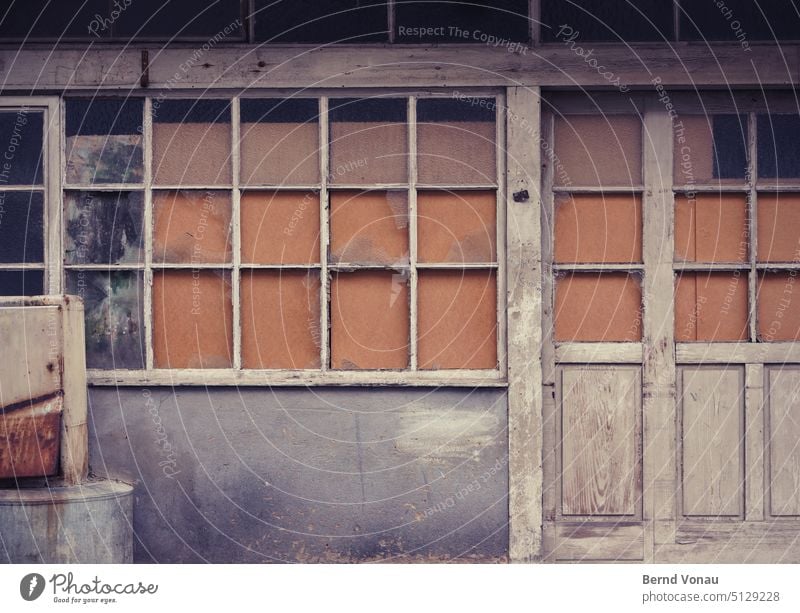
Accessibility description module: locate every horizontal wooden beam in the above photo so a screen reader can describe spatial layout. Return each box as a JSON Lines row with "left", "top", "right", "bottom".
{"left": 0, "top": 43, "right": 796, "bottom": 90}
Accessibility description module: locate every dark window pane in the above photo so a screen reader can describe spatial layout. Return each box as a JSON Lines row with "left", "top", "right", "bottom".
{"left": 758, "top": 114, "right": 800, "bottom": 180}
{"left": 253, "top": 0, "right": 388, "bottom": 43}
{"left": 66, "top": 98, "right": 144, "bottom": 184}
{"left": 0, "top": 110, "right": 43, "bottom": 185}
{"left": 681, "top": 0, "right": 800, "bottom": 42}
{"left": 0, "top": 0, "right": 108, "bottom": 39}
{"left": 396, "top": 0, "right": 529, "bottom": 43}
{"left": 240, "top": 98, "right": 319, "bottom": 123}
{"left": 0, "top": 270, "right": 43, "bottom": 296}
{"left": 0, "top": 191, "right": 44, "bottom": 263}
{"left": 115, "top": 0, "right": 243, "bottom": 38}
{"left": 541, "top": 0, "right": 674, "bottom": 42}
{"left": 712, "top": 115, "right": 748, "bottom": 179}
{"left": 64, "top": 191, "right": 144, "bottom": 264}
{"left": 153, "top": 99, "right": 231, "bottom": 124}
{"left": 66, "top": 270, "right": 145, "bottom": 369}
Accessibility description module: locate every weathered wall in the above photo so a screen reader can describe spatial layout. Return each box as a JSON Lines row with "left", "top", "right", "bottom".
{"left": 87, "top": 387, "right": 508, "bottom": 563}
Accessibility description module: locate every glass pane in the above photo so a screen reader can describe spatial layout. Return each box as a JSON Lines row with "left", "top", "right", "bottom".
{"left": 153, "top": 190, "right": 232, "bottom": 264}
{"left": 757, "top": 193, "right": 800, "bottom": 262}
{"left": 555, "top": 273, "right": 642, "bottom": 341}
{"left": 0, "top": 270, "right": 43, "bottom": 296}
{"left": 681, "top": 0, "right": 800, "bottom": 42}
{"left": 758, "top": 114, "right": 800, "bottom": 182}
{"left": 329, "top": 98, "right": 407, "bottom": 185}
{"left": 554, "top": 115, "right": 642, "bottom": 187}
{"left": 417, "top": 190, "right": 496, "bottom": 263}
{"left": 253, "top": 0, "right": 387, "bottom": 43}
{"left": 330, "top": 190, "right": 408, "bottom": 265}
{"left": 64, "top": 191, "right": 144, "bottom": 265}
{"left": 66, "top": 270, "right": 144, "bottom": 369}
{"left": 240, "top": 99, "right": 319, "bottom": 185}
{"left": 395, "top": 0, "right": 529, "bottom": 43}
{"left": 241, "top": 270, "right": 321, "bottom": 369}
{"left": 417, "top": 270, "right": 497, "bottom": 370}
{"left": 65, "top": 98, "right": 144, "bottom": 184}
{"left": 541, "top": 0, "right": 674, "bottom": 42}
{"left": 0, "top": 110, "right": 43, "bottom": 185}
{"left": 115, "top": 0, "right": 244, "bottom": 38}
{"left": 674, "top": 194, "right": 748, "bottom": 263}
{"left": 0, "top": 0, "right": 108, "bottom": 39}
{"left": 153, "top": 270, "right": 232, "bottom": 369}
{"left": 758, "top": 272, "right": 800, "bottom": 341}
{"left": 0, "top": 191, "right": 44, "bottom": 263}
{"left": 330, "top": 271, "right": 409, "bottom": 369}
{"left": 554, "top": 193, "right": 642, "bottom": 264}
{"left": 152, "top": 99, "right": 231, "bottom": 185}
{"left": 417, "top": 98, "right": 495, "bottom": 185}
{"left": 673, "top": 115, "right": 748, "bottom": 184}
{"left": 675, "top": 272, "right": 749, "bottom": 341}
{"left": 240, "top": 191, "right": 319, "bottom": 265}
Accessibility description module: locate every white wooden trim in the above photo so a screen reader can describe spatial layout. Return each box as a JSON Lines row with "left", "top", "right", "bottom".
{"left": 60, "top": 297, "right": 89, "bottom": 485}
{"left": 143, "top": 97, "right": 154, "bottom": 371}
{"left": 319, "top": 97, "right": 330, "bottom": 371}
{"left": 506, "top": 86, "right": 543, "bottom": 562}
{"left": 496, "top": 91, "right": 508, "bottom": 375}
{"left": 677, "top": 342, "right": 800, "bottom": 363}
{"left": 231, "top": 96, "right": 242, "bottom": 370}
{"left": 748, "top": 112, "right": 758, "bottom": 342}
{"left": 555, "top": 342, "right": 644, "bottom": 363}
{"left": 408, "top": 96, "right": 419, "bottom": 371}
{"left": 745, "top": 363, "right": 766, "bottom": 521}
{"left": 45, "top": 97, "right": 62, "bottom": 294}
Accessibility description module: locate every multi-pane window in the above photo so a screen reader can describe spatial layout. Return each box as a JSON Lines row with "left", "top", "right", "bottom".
{"left": 63, "top": 94, "right": 503, "bottom": 375}
{"left": 674, "top": 112, "right": 800, "bottom": 342}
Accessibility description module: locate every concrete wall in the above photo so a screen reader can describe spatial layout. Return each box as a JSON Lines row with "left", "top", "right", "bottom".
{"left": 88, "top": 387, "right": 509, "bottom": 563}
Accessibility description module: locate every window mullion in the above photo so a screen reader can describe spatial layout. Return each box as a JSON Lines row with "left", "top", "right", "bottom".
{"left": 408, "top": 96, "right": 418, "bottom": 371}
{"left": 232, "top": 96, "right": 242, "bottom": 370}
{"left": 320, "top": 97, "right": 330, "bottom": 372}
{"left": 748, "top": 111, "right": 758, "bottom": 342}
{"left": 143, "top": 97, "right": 154, "bottom": 372}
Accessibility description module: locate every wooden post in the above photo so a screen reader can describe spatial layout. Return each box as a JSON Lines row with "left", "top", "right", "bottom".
{"left": 60, "top": 296, "right": 89, "bottom": 485}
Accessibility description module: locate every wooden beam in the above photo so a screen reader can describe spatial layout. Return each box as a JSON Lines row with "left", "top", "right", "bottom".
{"left": 506, "top": 86, "right": 543, "bottom": 562}
{"left": 60, "top": 297, "right": 89, "bottom": 485}
{"left": 0, "top": 44, "right": 797, "bottom": 90}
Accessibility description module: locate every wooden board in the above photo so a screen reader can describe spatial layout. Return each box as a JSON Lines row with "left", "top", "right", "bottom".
{"left": 553, "top": 522, "right": 644, "bottom": 562}
{"left": 680, "top": 367, "right": 744, "bottom": 517}
{"left": 768, "top": 368, "right": 800, "bottom": 516}
{"left": 560, "top": 367, "right": 640, "bottom": 516}
{"left": 0, "top": 395, "right": 63, "bottom": 479}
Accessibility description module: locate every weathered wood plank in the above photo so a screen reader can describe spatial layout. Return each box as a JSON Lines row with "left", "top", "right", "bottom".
{"left": 678, "top": 342, "right": 800, "bottom": 363}
{"left": 745, "top": 364, "right": 765, "bottom": 521}
{"left": 680, "top": 367, "right": 744, "bottom": 517}
{"left": 0, "top": 306, "right": 62, "bottom": 409}
{"left": 561, "top": 367, "right": 640, "bottom": 516}
{"left": 60, "top": 297, "right": 88, "bottom": 485}
{"left": 553, "top": 522, "right": 644, "bottom": 561}
{"left": 555, "top": 342, "right": 643, "bottom": 364}
{"left": 506, "top": 86, "right": 543, "bottom": 562}
{"left": 0, "top": 395, "right": 62, "bottom": 479}
{"left": 768, "top": 368, "right": 800, "bottom": 516}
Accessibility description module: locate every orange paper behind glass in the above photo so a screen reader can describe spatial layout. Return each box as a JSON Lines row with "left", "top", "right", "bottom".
{"left": 554, "top": 115, "right": 642, "bottom": 187}
{"left": 757, "top": 193, "right": 800, "bottom": 262}
{"left": 554, "top": 193, "right": 642, "bottom": 263}
{"left": 241, "top": 271, "right": 321, "bottom": 368}
{"left": 330, "top": 271, "right": 409, "bottom": 369}
{"left": 758, "top": 272, "right": 800, "bottom": 341}
{"left": 153, "top": 123, "right": 231, "bottom": 185}
{"left": 417, "top": 270, "right": 497, "bottom": 369}
{"left": 330, "top": 191, "right": 409, "bottom": 265}
{"left": 153, "top": 270, "right": 233, "bottom": 368}
{"left": 330, "top": 123, "right": 407, "bottom": 184}
{"left": 674, "top": 272, "right": 749, "bottom": 341}
{"left": 554, "top": 273, "right": 642, "bottom": 341}
{"left": 674, "top": 194, "right": 748, "bottom": 262}
{"left": 240, "top": 122, "right": 319, "bottom": 185}
{"left": 417, "top": 190, "right": 496, "bottom": 263}
{"left": 417, "top": 122, "right": 496, "bottom": 185}
{"left": 241, "top": 191, "right": 320, "bottom": 264}
{"left": 153, "top": 191, "right": 232, "bottom": 264}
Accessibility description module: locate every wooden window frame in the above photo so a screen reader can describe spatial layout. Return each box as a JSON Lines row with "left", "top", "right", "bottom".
{"left": 55, "top": 89, "right": 508, "bottom": 386}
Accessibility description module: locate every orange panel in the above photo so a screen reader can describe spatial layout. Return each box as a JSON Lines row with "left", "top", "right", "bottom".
{"left": 240, "top": 122, "right": 319, "bottom": 185}
{"left": 674, "top": 272, "right": 749, "bottom": 341}
{"left": 331, "top": 271, "right": 409, "bottom": 369}
{"left": 554, "top": 273, "right": 642, "bottom": 342}
{"left": 417, "top": 190, "right": 496, "bottom": 263}
{"left": 674, "top": 194, "right": 748, "bottom": 262}
{"left": 153, "top": 270, "right": 233, "bottom": 368}
{"left": 240, "top": 191, "right": 320, "bottom": 265}
{"left": 757, "top": 193, "right": 800, "bottom": 262}
{"left": 673, "top": 116, "right": 715, "bottom": 185}
{"left": 418, "top": 270, "right": 497, "bottom": 369}
{"left": 417, "top": 122, "right": 496, "bottom": 185}
{"left": 153, "top": 191, "right": 232, "bottom": 264}
{"left": 553, "top": 115, "right": 642, "bottom": 187}
{"left": 330, "top": 123, "right": 407, "bottom": 184}
{"left": 554, "top": 194, "right": 641, "bottom": 264}
{"left": 241, "top": 271, "right": 321, "bottom": 368}
{"left": 758, "top": 272, "right": 800, "bottom": 341}
{"left": 152, "top": 123, "right": 231, "bottom": 185}
{"left": 330, "top": 191, "right": 409, "bottom": 265}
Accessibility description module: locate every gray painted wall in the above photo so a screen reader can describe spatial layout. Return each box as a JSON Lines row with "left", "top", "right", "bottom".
{"left": 88, "top": 387, "right": 509, "bottom": 562}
